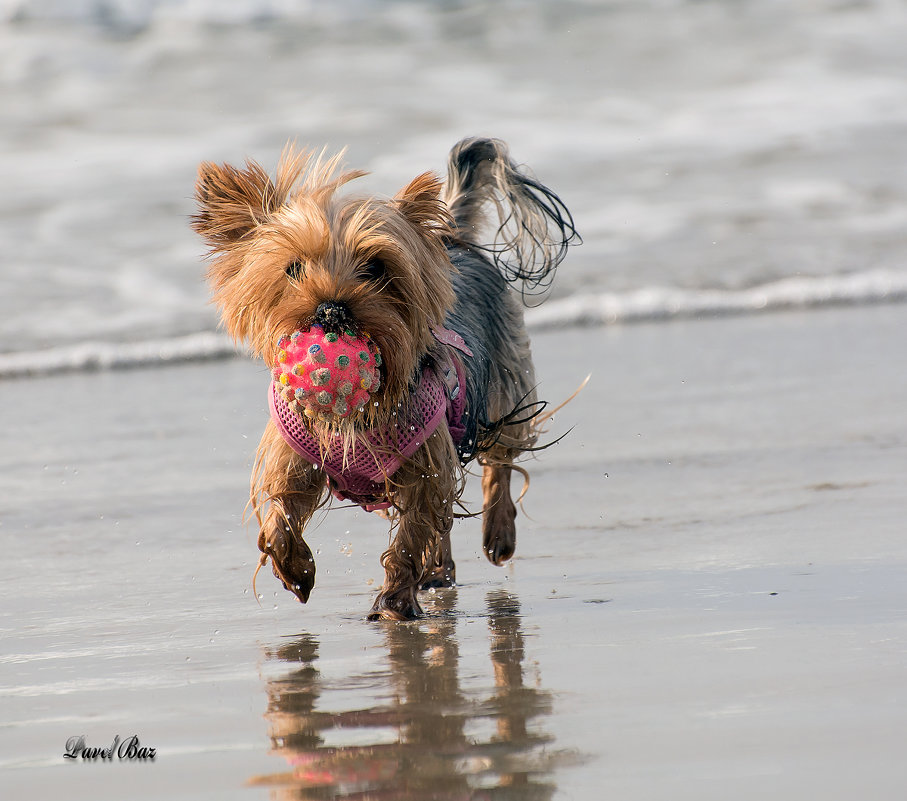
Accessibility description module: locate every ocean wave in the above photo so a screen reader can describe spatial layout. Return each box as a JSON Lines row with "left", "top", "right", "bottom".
{"left": 2, "top": 0, "right": 449, "bottom": 30}
{"left": 0, "top": 0, "right": 315, "bottom": 29}
{"left": 1, "top": 270, "right": 904, "bottom": 380}
{"left": 0, "top": 0, "right": 865, "bottom": 31}
{"left": 525, "top": 270, "right": 907, "bottom": 330}
{"left": 0, "top": 331, "right": 237, "bottom": 379}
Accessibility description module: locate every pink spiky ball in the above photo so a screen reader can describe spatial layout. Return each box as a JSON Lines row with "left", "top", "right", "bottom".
{"left": 273, "top": 325, "right": 382, "bottom": 420}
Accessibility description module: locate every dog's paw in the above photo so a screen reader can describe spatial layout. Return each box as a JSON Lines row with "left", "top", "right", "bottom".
{"left": 482, "top": 523, "right": 516, "bottom": 566}
{"left": 260, "top": 526, "right": 316, "bottom": 603}
{"left": 367, "top": 591, "right": 423, "bottom": 621}
{"left": 273, "top": 563, "right": 315, "bottom": 603}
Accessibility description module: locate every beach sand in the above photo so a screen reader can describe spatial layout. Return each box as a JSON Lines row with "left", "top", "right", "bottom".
{"left": 2, "top": 303, "right": 907, "bottom": 799}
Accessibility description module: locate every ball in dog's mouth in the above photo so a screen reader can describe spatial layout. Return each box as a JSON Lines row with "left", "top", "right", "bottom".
{"left": 273, "top": 324, "right": 382, "bottom": 420}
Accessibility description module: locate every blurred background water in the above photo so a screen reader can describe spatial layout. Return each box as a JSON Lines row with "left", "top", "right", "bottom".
{"left": 2, "top": 0, "right": 906, "bottom": 366}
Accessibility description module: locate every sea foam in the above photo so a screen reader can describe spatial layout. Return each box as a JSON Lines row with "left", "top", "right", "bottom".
{"left": 525, "top": 270, "right": 907, "bottom": 330}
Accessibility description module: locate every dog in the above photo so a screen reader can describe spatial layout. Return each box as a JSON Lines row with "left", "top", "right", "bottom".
{"left": 192, "top": 137, "right": 578, "bottom": 620}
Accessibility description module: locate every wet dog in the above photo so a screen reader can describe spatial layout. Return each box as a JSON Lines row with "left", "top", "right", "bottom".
{"left": 192, "top": 137, "right": 578, "bottom": 619}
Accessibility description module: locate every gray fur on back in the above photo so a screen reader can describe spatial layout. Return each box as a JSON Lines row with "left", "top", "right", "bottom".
{"left": 437, "top": 137, "right": 580, "bottom": 462}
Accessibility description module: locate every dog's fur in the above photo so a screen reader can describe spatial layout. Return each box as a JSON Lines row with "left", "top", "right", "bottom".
{"left": 192, "top": 137, "right": 578, "bottom": 620}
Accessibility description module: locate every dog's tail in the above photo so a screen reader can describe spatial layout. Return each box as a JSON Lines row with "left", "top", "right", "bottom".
{"left": 443, "top": 137, "right": 580, "bottom": 294}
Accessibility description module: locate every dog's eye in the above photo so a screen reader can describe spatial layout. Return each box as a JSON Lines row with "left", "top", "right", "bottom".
{"left": 286, "top": 259, "right": 304, "bottom": 282}
{"left": 359, "top": 258, "right": 386, "bottom": 283}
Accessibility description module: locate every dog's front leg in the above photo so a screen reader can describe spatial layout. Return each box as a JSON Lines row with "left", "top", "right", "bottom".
{"left": 369, "top": 431, "right": 459, "bottom": 621}
{"left": 253, "top": 421, "right": 328, "bottom": 604}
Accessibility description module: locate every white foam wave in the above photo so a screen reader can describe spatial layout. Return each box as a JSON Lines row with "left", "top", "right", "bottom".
{"left": 0, "top": 0, "right": 366, "bottom": 29}
{"left": 525, "top": 270, "right": 907, "bottom": 330}
{"left": 0, "top": 331, "right": 237, "bottom": 379}
{"left": 0, "top": 271, "right": 905, "bottom": 379}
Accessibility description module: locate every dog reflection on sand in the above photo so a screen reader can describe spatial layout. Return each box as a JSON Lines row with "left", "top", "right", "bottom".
{"left": 249, "top": 591, "right": 580, "bottom": 799}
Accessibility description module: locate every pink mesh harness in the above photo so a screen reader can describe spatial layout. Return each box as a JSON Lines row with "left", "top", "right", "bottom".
{"left": 269, "top": 327, "right": 472, "bottom": 512}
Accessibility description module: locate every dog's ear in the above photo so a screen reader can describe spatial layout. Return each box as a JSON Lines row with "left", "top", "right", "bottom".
{"left": 192, "top": 160, "right": 279, "bottom": 248}
{"left": 394, "top": 172, "right": 452, "bottom": 238}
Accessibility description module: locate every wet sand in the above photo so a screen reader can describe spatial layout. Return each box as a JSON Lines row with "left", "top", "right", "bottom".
{"left": 3, "top": 304, "right": 907, "bottom": 799}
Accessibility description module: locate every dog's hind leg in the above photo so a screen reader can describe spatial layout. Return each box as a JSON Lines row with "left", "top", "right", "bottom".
{"left": 252, "top": 421, "right": 328, "bottom": 604}
{"left": 480, "top": 456, "right": 518, "bottom": 565}
{"left": 479, "top": 339, "right": 538, "bottom": 567}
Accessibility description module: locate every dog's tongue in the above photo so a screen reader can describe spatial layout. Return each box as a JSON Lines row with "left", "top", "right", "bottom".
{"left": 273, "top": 325, "right": 382, "bottom": 420}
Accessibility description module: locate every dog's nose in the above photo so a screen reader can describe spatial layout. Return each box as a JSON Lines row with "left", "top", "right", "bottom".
{"left": 314, "top": 301, "right": 352, "bottom": 333}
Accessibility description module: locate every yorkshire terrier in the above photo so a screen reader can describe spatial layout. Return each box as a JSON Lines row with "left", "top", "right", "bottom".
{"left": 192, "top": 137, "right": 578, "bottom": 620}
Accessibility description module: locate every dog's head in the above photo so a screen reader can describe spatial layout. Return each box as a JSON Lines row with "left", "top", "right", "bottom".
{"left": 192, "top": 146, "right": 455, "bottom": 419}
